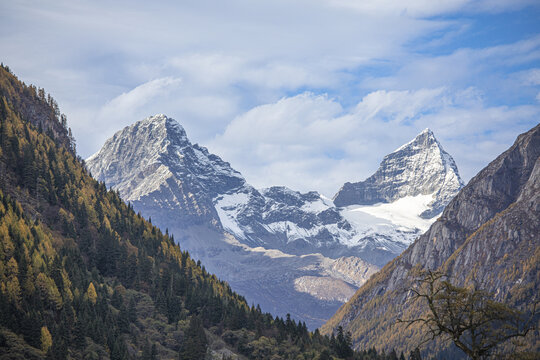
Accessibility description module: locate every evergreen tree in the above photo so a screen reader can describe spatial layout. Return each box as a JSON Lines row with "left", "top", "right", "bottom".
{"left": 334, "top": 326, "right": 353, "bottom": 359}
{"left": 179, "top": 316, "right": 208, "bottom": 360}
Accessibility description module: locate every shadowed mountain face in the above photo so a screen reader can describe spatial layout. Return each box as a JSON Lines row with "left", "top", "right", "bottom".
{"left": 333, "top": 128, "right": 464, "bottom": 219}
{"left": 86, "top": 115, "right": 463, "bottom": 328}
{"left": 322, "top": 124, "right": 540, "bottom": 356}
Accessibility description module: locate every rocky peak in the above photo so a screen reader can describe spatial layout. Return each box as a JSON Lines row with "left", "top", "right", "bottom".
{"left": 261, "top": 186, "right": 321, "bottom": 207}
{"left": 86, "top": 114, "right": 184, "bottom": 188}
{"left": 333, "top": 128, "right": 464, "bottom": 218}
{"left": 86, "top": 114, "right": 245, "bottom": 201}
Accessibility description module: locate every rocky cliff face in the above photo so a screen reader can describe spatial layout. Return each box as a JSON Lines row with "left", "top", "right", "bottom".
{"left": 322, "top": 124, "right": 540, "bottom": 356}
{"left": 333, "top": 129, "right": 463, "bottom": 218}
{"left": 0, "top": 66, "right": 73, "bottom": 152}
{"left": 86, "top": 115, "right": 463, "bottom": 328}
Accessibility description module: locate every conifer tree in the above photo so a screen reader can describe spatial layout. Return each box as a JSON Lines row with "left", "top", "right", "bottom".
{"left": 179, "top": 316, "right": 208, "bottom": 360}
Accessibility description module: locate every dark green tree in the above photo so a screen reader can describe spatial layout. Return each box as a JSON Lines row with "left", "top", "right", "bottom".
{"left": 333, "top": 326, "right": 353, "bottom": 359}
{"left": 179, "top": 316, "right": 208, "bottom": 360}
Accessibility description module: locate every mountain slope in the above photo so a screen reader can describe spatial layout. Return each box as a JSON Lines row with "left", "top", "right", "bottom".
{"left": 0, "top": 65, "right": 379, "bottom": 360}
{"left": 322, "top": 123, "right": 540, "bottom": 357}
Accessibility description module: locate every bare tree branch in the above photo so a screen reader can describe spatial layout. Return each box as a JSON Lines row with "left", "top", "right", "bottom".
{"left": 397, "top": 270, "right": 539, "bottom": 360}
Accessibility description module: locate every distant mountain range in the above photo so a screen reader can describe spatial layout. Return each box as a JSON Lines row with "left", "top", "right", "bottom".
{"left": 86, "top": 114, "right": 463, "bottom": 328}
{"left": 322, "top": 124, "right": 540, "bottom": 357}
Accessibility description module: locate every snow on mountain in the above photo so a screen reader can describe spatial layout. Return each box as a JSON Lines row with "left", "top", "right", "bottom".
{"left": 86, "top": 115, "right": 463, "bottom": 328}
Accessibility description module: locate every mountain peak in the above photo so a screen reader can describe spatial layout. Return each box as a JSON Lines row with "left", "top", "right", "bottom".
{"left": 416, "top": 128, "right": 435, "bottom": 143}
{"left": 86, "top": 114, "right": 245, "bottom": 214}
{"left": 86, "top": 114, "right": 189, "bottom": 187}
{"left": 132, "top": 114, "right": 188, "bottom": 141}
{"left": 393, "top": 127, "right": 438, "bottom": 153}
{"left": 334, "top": 130, "right": 463, "bottom": 218}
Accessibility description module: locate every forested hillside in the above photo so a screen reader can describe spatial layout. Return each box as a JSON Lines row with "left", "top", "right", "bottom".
{"left": 0, "top": 65, "right": 403, "bottom": 359}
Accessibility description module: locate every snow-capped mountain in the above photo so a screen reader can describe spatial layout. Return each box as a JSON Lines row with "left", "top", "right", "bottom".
{"left": 334, "top": 128, "right": 464, "bottom": 218}
{"left": 86, "top": 114, "right": 463, "bottom": 328}
{"left": 211, "top": 128, "right": 464, "bottom": 265}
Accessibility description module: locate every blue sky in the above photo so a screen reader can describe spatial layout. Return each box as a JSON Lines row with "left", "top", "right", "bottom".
{"left": 1, "top": 0, "right": 539, "bottom": 196}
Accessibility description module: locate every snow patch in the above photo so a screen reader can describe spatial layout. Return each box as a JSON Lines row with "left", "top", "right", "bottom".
{"left": 350, "top": 194, "right": 435, "bottom": 232}
{"left": 300, "top": 197, "right": 333, "bottom": 213}
{"left": 215, "top": 192, "right": 251, "bottom": 239}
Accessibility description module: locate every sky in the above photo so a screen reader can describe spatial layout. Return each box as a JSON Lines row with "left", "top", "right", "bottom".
{"left": 1, "top": 0, "right": 539, "bottom": 197}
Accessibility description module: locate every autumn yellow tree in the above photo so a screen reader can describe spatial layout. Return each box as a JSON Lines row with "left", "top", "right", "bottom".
{"left": 5, "top": 257, "right": 21, "bottom": 306}
{"left": 40, "top": 326, "right": 52, "bottom": 353}
{"left": 86, "top": 282, "right": 97, "bottom": 305}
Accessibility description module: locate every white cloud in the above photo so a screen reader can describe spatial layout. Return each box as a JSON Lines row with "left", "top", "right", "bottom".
{"left": 325, "top": 0, "right": 537, "bottom": 16}
{"left": 352, "top": 88, "right": 447, "bottom": 122}
{"left": 1, "top": 0, "right": 539, "bottom": 197}
{"left": 324, "top": 0, "right": 469, "bottom": 16}
{"left": 99, "top": 77, "right": 182, "bottom": 118}
{"left": 211, "top": 89, "right": 539, "bottom": 196}
{"left": 217, "top": 93, "right": 343, "bottom": 146}
{"left": 521, "top": 68, "right": 540, "bottom": 86}
{"left": 360, "top": 35, "right": 540, "bottom": 108}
